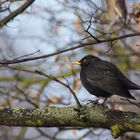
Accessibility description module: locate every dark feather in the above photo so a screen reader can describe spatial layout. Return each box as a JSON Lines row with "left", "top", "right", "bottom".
{"left": 79, "top": 55, "right": 139, "bottom": 100}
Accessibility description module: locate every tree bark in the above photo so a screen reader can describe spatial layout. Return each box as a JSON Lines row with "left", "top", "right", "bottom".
{"left": 0, "top": 105, "right": 140, "bottom": 138}
{"left": 0, "top": 0, "right": 35, "bottom": 28}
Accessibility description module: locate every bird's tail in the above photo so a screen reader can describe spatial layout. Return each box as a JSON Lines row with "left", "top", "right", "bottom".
{"left": 129, "top": 84, "right": 140, "bottom": 90}
{"left": 127, "top": 81, "right": 140, "bottom": 90}
{"left": 128, "top": 94, "right": 136, "bottom": 100}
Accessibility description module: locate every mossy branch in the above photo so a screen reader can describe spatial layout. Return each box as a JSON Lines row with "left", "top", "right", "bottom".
{"left": 0, "top": 105, "right": 140, "bottom": 138}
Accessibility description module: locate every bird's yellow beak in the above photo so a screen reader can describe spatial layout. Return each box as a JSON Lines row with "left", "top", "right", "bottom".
{"left": 72, "top": 61, "right": 81, "bottom": 65}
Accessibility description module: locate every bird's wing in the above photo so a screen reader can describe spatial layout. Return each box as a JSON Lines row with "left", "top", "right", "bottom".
{"left": 104, "top": 61, "right": 140, "bottom": 89}
{"left": 87, "top": 70, "right": 123, "bottom": 94}
{"left": 117, "top": 69, "right": 140, "bottom": 89}
{"left": 86, "top": 67, "right": 134, "bottom": 99}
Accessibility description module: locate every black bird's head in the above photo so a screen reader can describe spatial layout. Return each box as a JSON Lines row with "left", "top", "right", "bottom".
{"left": 73, "top": 55, "right": 100, "bottom": 67}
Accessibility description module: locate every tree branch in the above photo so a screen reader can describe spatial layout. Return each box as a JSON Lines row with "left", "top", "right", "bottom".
{"left": 0, "top": 32, "right": 140, "bottom": 65}
{"left": 0, "top": 105, "right": 140, "bottom": 138}
{"left": 35, "top": 70, "right": 82, "bottom": 108}
{"left": 0, "top": 0, "right": 35, "bottom": 28}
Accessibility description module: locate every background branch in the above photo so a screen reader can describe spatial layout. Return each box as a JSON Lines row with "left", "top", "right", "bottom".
{"left": 0, "top": 0, "right": 35, "bottom": 28}
{"left": 35, "top": 70, "right": 82, "bottom": 108}
{"left": 0, "top": 32, "right": 140, "bottom": 65}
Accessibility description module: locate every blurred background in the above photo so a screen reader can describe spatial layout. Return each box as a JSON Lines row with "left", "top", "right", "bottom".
{"left": 0, "top": 0, "right": 140, "bottom": 140}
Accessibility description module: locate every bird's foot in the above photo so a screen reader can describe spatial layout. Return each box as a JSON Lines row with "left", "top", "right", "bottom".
{"left": 100, "top": 102, "right": 108, "bottom": 108}
{"left": 87, "top": 97, "right": 108, "bottom": 107}
{"left": 86, "top": 99, "right": 99, "bottom": 106}
{"left": 87, "top": 97, "right": 101, "bottom": 106}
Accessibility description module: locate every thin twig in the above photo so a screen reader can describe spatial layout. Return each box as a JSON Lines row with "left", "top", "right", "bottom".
{"left": 35, "top": 70, "right": 82, "bottom": 108}
{"left": 121, "top": 98, "right": 140, "bottom": 108}
{"left": 0, "top": 32, "right": 140, "bottom": 65}
{"left": 36, "top": 128, "right": 54, "bottom": 139}
{"left": 126, "top": 99, "right": 140, "bottom": 108}
{"left": 62, "top": 76, "right": 82, "bottom": 108}
{"left": 15, "top": 87, "right": 39, "bottom": 108}
{"left": 0, "top": 0, "right": 35, "bottom": 28}
{"left": 85, "top": 12, "right": 100, "bottom": 42}
{"left": 13, "top": 50, "right": 40, "bottom": 60}
{"left": 105, "top": 40, "right": 118, "bottom": 54}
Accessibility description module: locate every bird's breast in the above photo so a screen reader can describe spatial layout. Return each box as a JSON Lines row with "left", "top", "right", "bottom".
{"left": 80, "top": 68, "right": 96, "bottom": 92}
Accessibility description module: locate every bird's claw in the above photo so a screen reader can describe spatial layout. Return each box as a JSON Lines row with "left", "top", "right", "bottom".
{"left": 86, "top": 98, "right": 108, "bottom": 107}
{"left": 86, "top": 100, "right": 99, "bottom": 106}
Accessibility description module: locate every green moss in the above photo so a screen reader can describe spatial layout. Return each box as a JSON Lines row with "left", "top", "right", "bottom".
{"left": 71, "top": 119, "right": 87, "bottom": 126}
{"left": 25, "top": 119, "right": 43, "bottom": 126}
{"left": 32, "top": 108, "right": 48, "bottom": 117}
{"left": 26, "top": 120, "right": 36, "bottom": 126}
{"left": 58, "top": 120, "right": 65, "bottom": 125}
{"left": 12, "top": 107, "right": 23, "bottom": 117}
{"left": 89, "top": 105, "right": 108, "bottom": 123}
{"left": 125, "top": 123, "right": 140, "bottom": 131}
{"left": 36, "top": 120, "right": 43, "bottom": 126}
{"left": 134, "top": 125, "right": 140, "bottom": 130}
{"left": 111, "top": 124, "right": 122, "bottom": 138}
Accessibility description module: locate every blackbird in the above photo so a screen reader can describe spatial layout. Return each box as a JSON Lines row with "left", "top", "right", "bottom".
{"left": 73, "top": 55, "right": 140, "bottom": 100}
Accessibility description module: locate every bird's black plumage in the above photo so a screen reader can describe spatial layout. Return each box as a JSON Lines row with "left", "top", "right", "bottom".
{"left": 74, "top": 55, "right": 140, "bottom": 100}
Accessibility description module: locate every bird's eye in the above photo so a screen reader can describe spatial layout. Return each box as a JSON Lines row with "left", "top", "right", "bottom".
{"left": 82, "top": 58, "right": 87, "bottom": 64}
